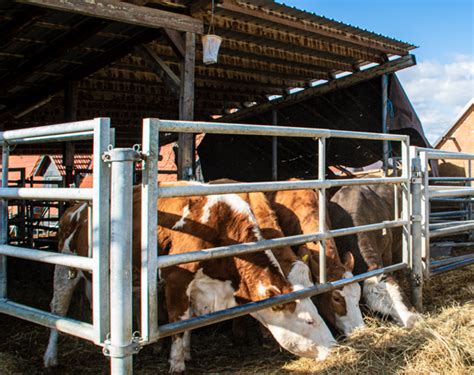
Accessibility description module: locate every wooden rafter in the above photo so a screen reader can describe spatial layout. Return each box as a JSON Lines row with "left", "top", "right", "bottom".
{"left": 16, "top": 0, "right": 203, "bottom": 33}
{"left": 1, "top": 18, "right": 108, "bottom": 91}
{"left": 221, "top": 55, "right": 417, "bottom": 122}
{"left": 216, "top": 0, "right": 408, "bottom": 56}
{"left": 136, "top": 44, "right": 181, "bottom": 98}
{"left": 208, "top": 16, "right": 385, "bottom": 64}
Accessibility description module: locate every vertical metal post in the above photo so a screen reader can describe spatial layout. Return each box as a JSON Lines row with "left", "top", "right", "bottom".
{"left": 105, "top": 148, "right": 141, "bottom": 375}
{"left": 141, "top": 119, "right": 159, "bottom": 343}
{"left": 381, "top": 74, "right": 389, "bottom": 175}
{"left": 410, "top": 155, "right": 423, "bottom": 312}
{"left": 318, "top": 137, "right": 327, "bottom": 284}
{"left": 469, "top": 160, "right": 473, "bottom": 240}
{"left": 419, "top": 151, "right": 430, "bottom": 278}
{"left": 0, "top": 142, "right": 9, "bottom": 298}
{"left": 271, "top": 110, "right": 278, "bottom": 181}
{"left": 92, "top": 118, "right": 111, "bottom": 344}
{"left": 401, "top": 139, "right": 411, "bottom": 267}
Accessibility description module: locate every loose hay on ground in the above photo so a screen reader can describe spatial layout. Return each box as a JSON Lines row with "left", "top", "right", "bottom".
{"left": 0, "top": 265, "right": 472, "bottom": 374}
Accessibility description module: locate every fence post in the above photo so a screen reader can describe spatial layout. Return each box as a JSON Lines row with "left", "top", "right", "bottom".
{"left": 0, "top": 142, "right": 9, "bottom": 299}
{"left": 410, "top": 155, "right": 424, "bottom": 312}
{"left": 103, "top": 148, "right": 141, "bottom": 375}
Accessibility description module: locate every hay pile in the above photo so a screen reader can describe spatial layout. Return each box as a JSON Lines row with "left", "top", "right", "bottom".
{"left": 0, "top": 265, "right": 472, "bottom": 374}
{"left": 282, "top": 303, "right": 473, "bottom": 374}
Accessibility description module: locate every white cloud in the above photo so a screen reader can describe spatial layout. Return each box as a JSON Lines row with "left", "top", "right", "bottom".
{"left": 397, "top": 55, "right": 474, "bottom": 143}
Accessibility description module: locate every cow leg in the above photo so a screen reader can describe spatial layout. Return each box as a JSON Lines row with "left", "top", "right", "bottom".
{"left": 363, "top": 275, "right": 420, "bottom": 328}
{"left": 164, "top": 270, "right": 194, "bottom": 373}
{"left": 44, "top": 265, "right": 82, "bottom": 367}
{"left": 183, "top": 330, "right": 191, "bottom": 361}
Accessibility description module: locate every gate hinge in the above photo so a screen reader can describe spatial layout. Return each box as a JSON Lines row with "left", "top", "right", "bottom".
{"left": 410, "top": 214, "right": 422, "bottom": 222}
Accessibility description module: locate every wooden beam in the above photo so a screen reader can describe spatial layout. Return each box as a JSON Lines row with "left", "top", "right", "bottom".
{"left": 17, "top": 0, "right": 204, "bottom": 33}
{"left": 178, "top": 32, "right": 195, "bottom": 180}
{"left": 4, "top": 28, "right": 161, "bottom": 116}
{"left": 1, "top": 18, "right": 108, "bottom": 91}
{"left": 217, "top": 0, "right": 408, "bottom": 56}
{"left": 63, "top": 81, "right": 78, "bottom": 187}
{"left": 164, "top": 29, "right": 185, "bottom": 58}
{"left": 136, "top": 44, "right": 180, "bottom": 98}
{"left": 221, "top": 55, "right": 417, "bottom": 122}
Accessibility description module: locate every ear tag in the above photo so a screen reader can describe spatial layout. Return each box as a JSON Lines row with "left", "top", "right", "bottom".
{"left": 302, "top": 254, "right": 309, "bottom": 263}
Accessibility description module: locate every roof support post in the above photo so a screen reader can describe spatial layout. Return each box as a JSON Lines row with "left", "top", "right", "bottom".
{"left": 178, "top": 32, "right": 196, "bottom": 181}
{"left": 63, "top": 81, "right": 77, "bottom": 188}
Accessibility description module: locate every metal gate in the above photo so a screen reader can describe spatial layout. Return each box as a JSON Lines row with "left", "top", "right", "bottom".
{"left": 411, "top": 147, "right": 474, "bottom": 279}
{"left": 0, "top": 118, "right": 112, "bottom": 345}
{"left": 1, "top": 118, "right": 473, "bottom": 374}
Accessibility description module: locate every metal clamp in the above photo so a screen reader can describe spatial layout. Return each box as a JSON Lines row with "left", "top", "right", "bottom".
{"left": 103, "top": 332, "right": 142, "bottom": 358}
{"left": 102, "top": 147, "right": 142, "bottom": 164}
{"left": 410, "top": 273, "right": 423, "bottom": 287}
{"left": 410, "top": 214, "right": 422, "bottom": 222}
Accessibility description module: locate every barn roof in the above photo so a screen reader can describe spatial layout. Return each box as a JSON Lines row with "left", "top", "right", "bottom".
{"left": 0, "top": 0, "right": 417, "bottom": 154}
{"left": 434, "top": 99, "right": 474, "bottom": 149}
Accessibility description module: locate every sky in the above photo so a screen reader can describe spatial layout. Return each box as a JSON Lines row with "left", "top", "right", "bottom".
{"left": 277, "top": 0, "right": 474, "bottom": 143}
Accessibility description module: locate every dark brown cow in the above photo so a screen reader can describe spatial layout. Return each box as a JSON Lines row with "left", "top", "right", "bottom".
{"left": 328, "top": 184, "right": 420, "bottom": 328}
{"left": 44, "top": 182, "right": 335, "bottom": 373}
{"left": 266, "top": 184, "right": 365, "bottom": 336}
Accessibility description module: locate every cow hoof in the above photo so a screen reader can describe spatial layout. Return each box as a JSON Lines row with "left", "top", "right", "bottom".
{"left": 169, "top": 361, "right": 186, "bottom": 374}
{"left": 404, "top": 312, "right": 422, "bottom": 329}
{"left": 43, "top": 355, "right": 58, "bottom": 368}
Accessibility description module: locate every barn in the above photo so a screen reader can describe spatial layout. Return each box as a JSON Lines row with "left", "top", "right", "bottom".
{"left": 0, "top": 1, "right": 472, "bottom": 374}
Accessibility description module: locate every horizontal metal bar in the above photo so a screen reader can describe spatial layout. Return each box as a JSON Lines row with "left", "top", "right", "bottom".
{"left": 0, "top": 245, "right": 94, "bottom": 271}
{"left": 158, "top": 177, "right": 407, "bottom": 198}
{"left": 430, "top": 177, "right": 474, "bottom": 182}
{"left": 431, "top": 197, "right": 473, "bottom": 202}
{"left": 430, "top": 188, "right": 474, "bottom": 198}
{"left": 430, "top": 258, "right": 474, "bottom": 276}
{"left": 429, "top": 220, "right": 474, "bottom": 229}
{"left": 0, "top": 119, "right": 96, "bottom": 144}
{"left": 430, "top": 210, "right": 469, "bottom": 218}
{"left": 429, "top": 185, "right": 473, "bottom": 190}
{"left": 157, "top": 120, "right": 409, "bottom": 141}
{"left": 431, "top": 241, "right": 474, "bottom": 248}
{"left": 430, "top": 254, "right": 474, "bottom": 268}
{"left": 0, "top": 299, "right": 94, "bottom": 342}
{"left": 430, "top": 223, "right": 474, "bottom": 238}
{"left": 0, "top": 188, "right": 93, "bottom": 201}
{"left": 154, "top": 263, "right": 407, "bottom": 340}
{"left": 158, "top": 219, "right": 407, "bottom": 269}
{"left": 7, "top": 131, "right": 94, "bottom": 145}
{"left": 423, "top": 151, "right": 474, "bottom": 160}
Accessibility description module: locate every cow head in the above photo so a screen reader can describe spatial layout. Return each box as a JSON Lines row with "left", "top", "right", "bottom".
{"left": 301, "top": 248, "right": 365, "bottom": 336}
{"left": 248, "top": 260, "right": 336, "bottom": 360}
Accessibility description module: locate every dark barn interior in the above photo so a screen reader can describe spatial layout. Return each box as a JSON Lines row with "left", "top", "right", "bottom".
{"left": 0, "top": 0, "right": 429, "bottom": 180}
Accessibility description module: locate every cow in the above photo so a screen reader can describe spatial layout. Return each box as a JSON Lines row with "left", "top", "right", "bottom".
{"left": 266, "top": 184, "right": 365, "bottom": 336}
{"left": 43, "top": 182, "right": 336, "bottom": 373}
{"left": 211, "top": 179, "right": 364, "bottom": 336}
{"left": 328, "top": 184, "right": 421, "bottom": 328}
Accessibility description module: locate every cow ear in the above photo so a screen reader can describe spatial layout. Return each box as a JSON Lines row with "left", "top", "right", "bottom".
{"left": 343, "top": 251, "right": 355, "bottom": 272}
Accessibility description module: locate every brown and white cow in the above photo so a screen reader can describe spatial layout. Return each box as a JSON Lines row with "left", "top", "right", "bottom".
{"left": 266, "top": 184, "right": 365, "bottom": 336}
{"left": 211, "top": 179, "right": 364, "bottom": 336}
{"left": 328, "top": 184, "right": 421, "bottom": 328}
{"left": 44, "top": 182, "right": 335, "bottom": 373}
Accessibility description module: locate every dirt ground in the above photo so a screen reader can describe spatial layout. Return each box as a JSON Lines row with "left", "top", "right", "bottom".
{"left": 0, "top": 258, "right": 472, "bottom": 374}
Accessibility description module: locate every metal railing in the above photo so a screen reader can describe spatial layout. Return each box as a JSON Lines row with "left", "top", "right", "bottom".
{"left": 0, "top": 118, "right": 112, "bottom": 345}
{"left": 139, "top": 119, "right": 412, "bottom": 345}
{"left": 411, "top": 147, "right": 474, "bottom": 278}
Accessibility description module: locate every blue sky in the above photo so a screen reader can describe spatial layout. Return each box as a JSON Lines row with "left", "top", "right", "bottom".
{"left": 278, "top": 0, "right": 474, "bottom": 143}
